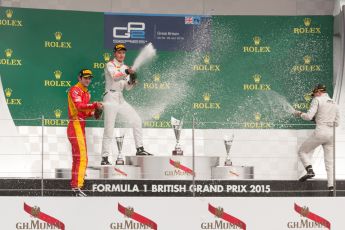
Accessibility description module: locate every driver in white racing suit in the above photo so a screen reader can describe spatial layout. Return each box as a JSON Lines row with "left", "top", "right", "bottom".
{"left": 101, "top": 43, "right": 152, "bottom": 165}
{"left": 294, "top": 84, "right": 340, "bottom": 195}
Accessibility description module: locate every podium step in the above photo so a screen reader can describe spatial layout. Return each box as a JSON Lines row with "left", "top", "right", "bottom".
{"left": 126, "top": 156, "right": 220, "bottom": 180}
{"left": 212, "top": 166, "right": 254, "bottom": 179}
{"left": 55, "top": 166, "right": 101, "bottom": 179}
{"left": 100, "top": 165, "right": 141, "bottom": 179}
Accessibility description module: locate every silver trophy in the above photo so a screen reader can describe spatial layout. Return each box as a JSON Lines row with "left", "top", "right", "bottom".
{"left": 224, "top": 134, "right": 234, "bottom": 166}
{"left": 171, "top": 117, "right": 183, "bottom": 156}
{"left": 115, "top": 135, "right": 125, "bottom": 165}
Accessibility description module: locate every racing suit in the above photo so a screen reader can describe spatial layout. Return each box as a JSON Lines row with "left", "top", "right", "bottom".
{"left": 67, "top": 82, "right": 98, "bottom": 189}
{"left": 298, "top": 93, "right": 340, "bottom": 187}
{"left": 101, "top": 59, "right": 143, "bottom": 157}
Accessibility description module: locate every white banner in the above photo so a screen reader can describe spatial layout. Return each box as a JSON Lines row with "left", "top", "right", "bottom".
{"left": 1, "top": 197, "right": 344, "bottom": 229}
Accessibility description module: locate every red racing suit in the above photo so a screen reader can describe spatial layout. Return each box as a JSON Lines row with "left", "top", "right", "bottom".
{"left": 67, "top": 82, "right": 97, "bottom": 189}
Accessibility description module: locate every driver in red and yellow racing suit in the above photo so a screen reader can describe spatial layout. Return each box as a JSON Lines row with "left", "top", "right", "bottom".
{"left": 67, "top": 69, "right": 102, "bottom": 196}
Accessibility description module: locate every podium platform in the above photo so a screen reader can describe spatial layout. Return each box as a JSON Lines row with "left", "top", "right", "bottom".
{"left": 55, "top": 156, "right": 254, "bottom": 180}
{"left": 126, "top": 156, "right": 219, "bottom": 180}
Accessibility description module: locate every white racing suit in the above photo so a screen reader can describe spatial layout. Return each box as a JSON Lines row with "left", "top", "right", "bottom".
{"left": 298, "top": 93, "right": 340, "bottom": 187}
{"left": 101, "top": 59, "right": 143, "bottom": 157}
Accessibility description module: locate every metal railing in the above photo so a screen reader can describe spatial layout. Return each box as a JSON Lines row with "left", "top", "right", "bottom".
{"left": 0, "top": 117, "right": 341, "bottom": 197}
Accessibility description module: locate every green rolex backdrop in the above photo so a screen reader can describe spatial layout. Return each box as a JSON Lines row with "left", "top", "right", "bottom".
{"left": 0, "top": 7, "right": 333, "bottom": 129}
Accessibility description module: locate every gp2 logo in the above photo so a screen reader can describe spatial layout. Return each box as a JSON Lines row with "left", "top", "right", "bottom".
{"left": 113, "top": 22, "right": 145, "bottom": 39}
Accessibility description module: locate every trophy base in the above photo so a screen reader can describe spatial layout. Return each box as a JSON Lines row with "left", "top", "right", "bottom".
{"left": 115, "top": 159, "right": 125, "bottom": 165}
{"left": 224, "top": 160, "right": 232, "bottom": 166}
{"left": 172, "top": 150, "right": 183, "bottom": 156}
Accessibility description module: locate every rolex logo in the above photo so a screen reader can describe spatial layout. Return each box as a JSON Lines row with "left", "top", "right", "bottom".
{"left": 144, "top": 74, "right": 170, "bottom": 90}
{"left": 293, "top": 93, "right": 312, "bottom": 110}
{"left": 0, "top": 9, "right": 23, "bottom": 27}
{"left": 203, "top": 93, "right": 211, "bottom": 102}
{"left": 244, "top": 74, "right": 270, "bottom": 91}
{"left": 6, "top": 9, "right": 13, "bottom": 19}
{"left": 1, "top": 49, "right": 22, "bottom": 66}
{"left": 214, "top": 207, "right": 224, "bottom": 218}
{"left": 193, "top": 54, "right": 220, "bottom": 72}
{"left": 44, "top": 71, "right": 70, "bottom": 87}
{"left": 5, "top": 49, "right": 13, "bottom": 58}
{"left": 54, "top": 109, "right": 62, "bottom": 119}
{"left": 94, "top": 53, "right": 110, "bottom": 69}
{"left": 253, "top": 74, "right": 261, "bottom": 84}
{"left": 5, "top": 88, "right": 12, "bottom": 97}
{"left": 300, "top": 206, "right": 310, "bottom": 217}
{"left": 30, "top": 206, "right": 41, "bottom": 218}
{"left": 103, "top": 53, "right": 111, "bottom": 62}
{"left": 303, "top": 55, "right": 312, "bottom": 65}
{"left": 303, "top": 18, "right": 312, "bottom": 27}
{"left": 193, "top": 93, "right": 220, "bottom": 109}
{"left": 54, "top": 70, "right": 62, "bottom": 80}
{"left": 153, "top": 74, "right": 160, "bottom": 82}
{"left": 5, "top": 88, "right": 22, "bottom": 105}
{"left": 124, "top": 207, "right": 134, "bottom": 218}
{"left": 203, "top": 55, "right": 210, "bottom": 64}
{"left": 245, "top": 112, "right": 271, "bottom": 128}
{"left": 293, "top": 18, "right": 320, "bottom": 34}
{"left": 45, "top": 32, "right": 72, "bottom": 48}
{"left": 253, "top": 36, "right": 261, "bottom": 46}
{"left": 243, "top": 36, "right": 270, "bottom": 53}
{"left": 303, "top": 93, "right": 312, "bottom": 102}
{"left": 152, "top": 113, "right": 160, "bottom": 120}
{"left": 291, "top": 55, "right": 320, "bottom": 73}
{"left": 254, "top": 112, "right": 261, "bottom": 122}
{"left": 54, "top": 32, "right": 62, "bottom": 41}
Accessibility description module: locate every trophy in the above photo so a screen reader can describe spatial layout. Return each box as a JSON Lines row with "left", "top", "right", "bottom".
{"left": 115, "top": 135, "right": 125, "bottom": 165}
{"left": 224, "top": 134, "right": 234, "bottom": 166}
{"left": 171, "top": 117, "right": 183, "bottom": 156}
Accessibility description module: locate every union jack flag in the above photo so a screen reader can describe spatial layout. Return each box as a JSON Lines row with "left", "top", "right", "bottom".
{"left": 185, "top": 16, "right": 193, "bottom": 24}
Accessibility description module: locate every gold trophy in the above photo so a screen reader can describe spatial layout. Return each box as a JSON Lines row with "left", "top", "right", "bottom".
{"left": 224, "top": 134, "right": 234, "bottom": 166}
{"left": 171, "top": 117, "right": 183, "bottom": 156}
